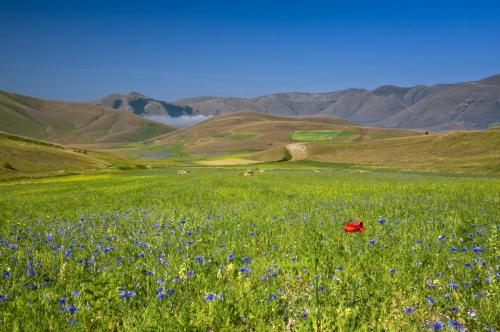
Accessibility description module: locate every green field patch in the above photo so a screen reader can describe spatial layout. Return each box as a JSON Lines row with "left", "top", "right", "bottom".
{"left": 291, "top": 130, "right": 353, "bottom": 141}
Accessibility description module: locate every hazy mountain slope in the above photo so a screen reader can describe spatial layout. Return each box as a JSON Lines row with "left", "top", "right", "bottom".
{"left": 0, "top": 91, "right": 175, "bottom": 144}
{"left": 172, "top": 74, "right": 500, "bottom": 130}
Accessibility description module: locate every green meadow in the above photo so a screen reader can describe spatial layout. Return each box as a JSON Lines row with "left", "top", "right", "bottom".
{"left": 0, "top": 168, "right": 498, "bottom": 331}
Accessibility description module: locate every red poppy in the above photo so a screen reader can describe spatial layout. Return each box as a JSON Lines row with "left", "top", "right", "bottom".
{"left": 344, "top": 220, "right": 365, "bottom": 233}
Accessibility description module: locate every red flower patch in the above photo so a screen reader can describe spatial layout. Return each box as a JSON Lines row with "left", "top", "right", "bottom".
{"left": 344, "top": 220, "right": 365, "bottom": 233}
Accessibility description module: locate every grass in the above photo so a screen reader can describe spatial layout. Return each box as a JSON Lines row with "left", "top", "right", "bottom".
{"left": 0, "top": 168, "right": 498, "bottom": 331}
{"left": 291, "top": 130, "right": 349, "bottom": 141}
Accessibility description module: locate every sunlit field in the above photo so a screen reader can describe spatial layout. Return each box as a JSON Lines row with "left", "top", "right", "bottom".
{"left": 0, "top": 168, "right": 498, "bottom": 331}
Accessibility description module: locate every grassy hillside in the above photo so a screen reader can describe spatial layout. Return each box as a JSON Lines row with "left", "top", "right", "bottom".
{"left": 0, "top": 91, "right": 175, "bottom": 145}
{"left": 0, "top": 132, "right": 109, "bottom": 179}
{"left": 245, "top": 128, "right": 500, "bottom": 174}
{"left": 153, "top": 111, "right": 422, "bottom": 154}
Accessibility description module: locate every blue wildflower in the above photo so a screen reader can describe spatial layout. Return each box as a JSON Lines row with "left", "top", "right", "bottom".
{"left": 472, "top": 246, "right": 482, "bottom": 253}
{"left": 447, "top": 320, "right": 463, "bottom": 328}
{"left": 69, "top": 319, "right": 77, "bottom": 325}
{"left": 226, "top": 253, "right": 234, "bottom": 261}
{"left": 156, "top": 292, "right": 166, "bottom": 299}
{"left": 241, "top": 257, "right": 252, "bottom": 262}
{"left": 388, "top": 268, "right": 396, "bottom": 273}
{"left": 369, "top": 239, "right": 377, "bottom": 245}
{"left": 204, "top": 293, "right": 216, "bottom": 301}
{"left": 449, "top": 247, "right": 458, "bottom": 252}
{"left": 403, "top": 306, "right": 415, "bottom": 314}
{"left": 60, "top": 305, "right": 79, "bottom": 313}
{"left": 119, "top": 290, "right": 136, "bottom": 299}
{"left": 302, "top": 309, "right": 308, "bottom": 319}
{"left": 432, "top": 321, "right": 444, "bottom": 330}
{"left": 71, "top": 290, "right": 79, "bottom": 297}
{"left": 0, "top": 295, "right": 7, "bottom": 302}
{"left": 378, "top": 218, "right": 386, "bottom": 224}
{"left": 268, "top": 293, "right": 277, "bottom": 301}
{"left": 58, "top": 297, "right": 67, "bottom": 303}
{"left": 438, "top": 234, "right": 445, "bottom": 240}
{"left": 194, "top": 255, "right": 204, "bottom": 261}
{"left": 239, "top": 266, "right": 252, "bottom": 273}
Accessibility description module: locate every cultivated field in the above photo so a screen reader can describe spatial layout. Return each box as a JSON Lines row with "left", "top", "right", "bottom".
{"left": 0, "top": 168, "right": 498, "bottom": 331}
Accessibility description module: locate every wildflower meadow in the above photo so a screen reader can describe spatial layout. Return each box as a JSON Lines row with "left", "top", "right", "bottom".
{"left": 0, "top": 168, "right": 498, "bottom": 331}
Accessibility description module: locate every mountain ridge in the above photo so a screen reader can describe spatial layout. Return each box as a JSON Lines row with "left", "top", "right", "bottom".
{"left": 94, "top": 73, "right": 500, "bottom": 130}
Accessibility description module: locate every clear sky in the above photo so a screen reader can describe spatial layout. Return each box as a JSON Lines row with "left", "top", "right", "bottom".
{"left": 1, "top": 0, "right": 499, "bottom": 101}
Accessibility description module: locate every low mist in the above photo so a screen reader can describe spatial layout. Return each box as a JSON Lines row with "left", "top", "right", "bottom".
{"left": 145, "top": 114, "right": 212, "bottom": 128}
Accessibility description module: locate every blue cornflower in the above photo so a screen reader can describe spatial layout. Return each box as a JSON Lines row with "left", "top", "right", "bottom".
{"left": 369, "top": 239, "right": 377, "bottom": 245}
{"left": 58, "top": 297, "right": 67, "bottom": 303}
{"left": 194, "top": 255, "right": 204, "bottom": 261}
{"left": 226, "top": 253, "right": 234, "bottom": 261}
{"left": 472, "top": 246, "right": 482, "bottom": 253}
{"left": 438, "top": 234, "right": 446, "bottom": 240}
{"left": 378, "top": 218, "right": 386, "bottom": 224}
{"left": 448, "top": 281, "right": 459, "bottom": 289}
{"left": 449, "top": 306, "right": 460, "bottom": 312}
{"left": 166, "top": 287, "right": 175, "bottom": 294}
{"left": 144, "top": 270, "right": 153, "bottom": 276}
{"left": 186, "top": 231, "right": 193, "bottom": 236}
{"left": 291, "top": 257, "right": 297, "bottom": 261}
{"left": 449, "top": 247, "right": 458, "bottom": 252}
{"left": 464, "top": 263, "right": 472, "bottom": 268}
{"left": 388, "top": 268, "right": 396, "bottom": 273}
{"left": 416, "top": 240, "right": 424, "bottom": 244}
{"left": 119, "top": 290, "right": 136, "bottom": 299}
{"left": 302, "top": 309, "right": 308, "bottom": 319}
{"left": 69, "top": 319, "right": 77, "bottom": 325}
{"left": 448, "top": 320, "right": 463, "bottom": 328}
{"left": 137, "top": 252, "right": 145, "bottom": 258}
{"left": 336, "top": 266, "right": 344, "bottom": 271}
{"left": 187, "top": 270, "right": 195, "bottom": 277}
{"left": 60, "top": 305, "right": 79, "bottom": 313}
{"left": 0, "top": 295, "right": 7, "bottom": 302}
{"left": 268, "top": 293, "right": 277, "bottom": 301}
{"left": 425, "top": 295, "right": 436, "bottom": 304}
{"left": 241, "top": 257, "right": 252, "bottom": 262}
{"left": 2, "top": 271, "right": 11, "bottom": 278}
{"left": 239, "top": 266, "right": 252, "bottom": 273}
{"left": 468, "top": 308, "right": 477, "bottom": 318}
{"left": 432, "top": 321, "right": 444, "bottom": 330}
{"left": 156, "top": 292, "right": 166, "bottom": 299}
{"left": 204, "top": 293, "right": 216, "bottom": 301}
{"left": 71, "top": 290, "right": 79, "bottom": 297}
{"left": 403, "top": 306, "right": 415, "bottom": 314}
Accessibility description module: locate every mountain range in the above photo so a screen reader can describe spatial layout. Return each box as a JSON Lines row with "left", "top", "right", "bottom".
{"left": 97, "top": 73, "right": 500, "bottom": 130}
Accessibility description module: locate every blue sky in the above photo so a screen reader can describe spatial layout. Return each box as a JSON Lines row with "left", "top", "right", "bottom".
{"left": 1, "top": 0, "right": 499, "bottom": 101}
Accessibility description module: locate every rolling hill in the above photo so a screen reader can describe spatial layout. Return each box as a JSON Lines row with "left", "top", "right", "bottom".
{"left": 0, "top": 132, "right": 109, "bottom": 179}
{"left": 171, "top": 73, "right": 500, "bottom": 130}
{"left": 153, "top": 111, "right": 423, "bottom": 154}
{"left": 149, "top": 111, "right": 499, "bottom": 174}
{"left": 0, "top": 90, "right": 175, "bottom": 145}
